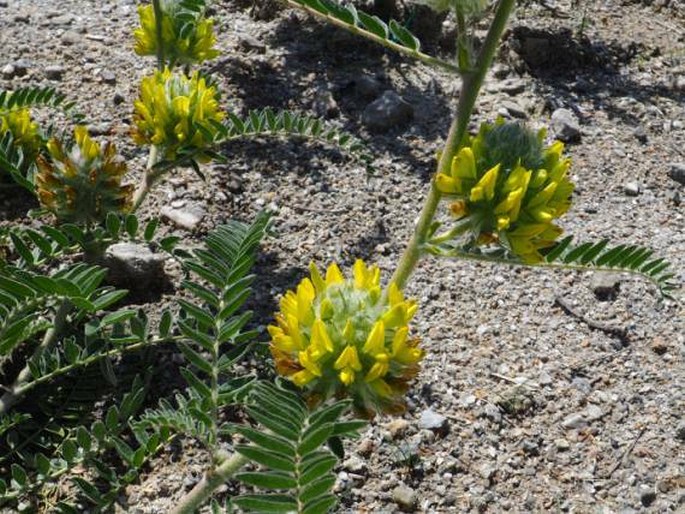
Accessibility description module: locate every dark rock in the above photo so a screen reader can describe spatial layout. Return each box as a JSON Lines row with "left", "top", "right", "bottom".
{"left": 113, "top": 92, "right": 125, "bottom": 105}
{"left": 312, "top": 88, "right": 339, "bottom": 119}
{"left": 551, "top": 108, "right": 581, "bottom": 143}
{"left": 675, "top": 421, "right": 685, "bottom": 441}
{"left": 45, "top": 65, "right": 64, "bottom": 80}
{"left": 639, "top": 485, "right": 656, "bottom": 507}
{"left": 591, "top": 272, "right": 622, "bottom": 301}
{"left": 668, "top": 162, "right": 685, "bottom": 186}
{"left": 354, "top": 75, "right": 384, "bottom": 100}
{"left": 362, "top": 90, "right": 414, "bottom": 132}
{"left": 633, "top": 126, "right": 648, "bottom": 144}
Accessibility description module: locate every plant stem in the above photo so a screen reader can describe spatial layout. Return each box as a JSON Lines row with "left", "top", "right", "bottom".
{"left": 152, "top": 0, "right": 165, "bottom": 70}
{"left": 171, "top": 453, "right": 248, "bottom": 514}
{"left": 286, "top": 0, "right": 463, "bottom": 74}
{"left": 389, "top": 0, "right": 517, "bottom": 289}
{"left": 0, "top": 301, "right": 71, "bottom": 415}
{"left": 131, "top": 144, "right": 160, "bottom": 212}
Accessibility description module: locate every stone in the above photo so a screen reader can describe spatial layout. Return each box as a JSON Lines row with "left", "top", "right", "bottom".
{"left": 590, "top": 272, "right": 622, "bottom": 301}
{"left": 418, "top": 409, "right": 448, "bottom": 434}
{"left": 382, "top": 418, "right": 410, "bottom": 439}
{"left": 562, "top": 412, "right": 587, "bottom": 429}
{"left": 45, "top": 65, "right": 64, "bottom": 80}
{"left": 650, "top": 337, "right": 668, "bottom": 355}
{"left": 362, "top": 90, "right": 414, "bottom": 132}
{"left": 161, "top": 205, "right": 205, "bottom": 231}
{"left": 479, "top": 463, "right": 496, "bottom": 481}
{"left": 238, "top": 35, "right": 266, "bottom": 54}
{"left": 554, "top": 438, "right": 570, "bottom": 451}
{"left": 551, "top": 108, "right": 581, "bottom": 143}
{"left": 61, "top": 31, "right": 80, "bottom": 45}
{"left": 639, "top": 485, "right": 656, "bottom": 507}
{"left": 633, "top": 126, "right": 648, "bottom": 144}
{"left": 584, "top": 405, "right": 604, "bottom": 422}
{"left": 113, "top": 92, "right": 126, "bottom": 105}
{"left": 100, "top": 70, "right": 116, "bottom": 85}
{"left": 623, "top": 181, "right": 641, "bottom": 196}
{"left": 1, "top": 63, "right": 16, "bottom": 79}
{"left": 312, "top": 88, "right": 339, "bottom": 119}
{"left": 501, "top": 100, "right": 528, "bottom": 119}
{"left": 675, "top": 421, "right": 685, "bottom": 441}
{"left": 354, "top": 75, "right": 384, "bottom": 100}
{"left": 392, "top": 485, "right": 418, "bottom": 512}
{"left": 499, "top": 78, "right": 526, "bottom": 95}
{"left": 667, "top": 162, "right": 685, "bottom": 186}
{"left": 104, "top": 243, "right": 166, "bottom": 290}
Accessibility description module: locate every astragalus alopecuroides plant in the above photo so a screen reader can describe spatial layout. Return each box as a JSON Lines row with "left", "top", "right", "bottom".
{"left": 0, "top": 0, "right": 678, "bottom": 512}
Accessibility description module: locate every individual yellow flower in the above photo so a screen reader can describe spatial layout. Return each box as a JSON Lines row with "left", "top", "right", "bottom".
{"left": 35, "top": 126, "right": 132, "bottom": 224}
{"left": 0, "top": 108, "right": 43, "bottom": 175}
{"left": 131, "top": 68, "right": 225, "bottom": 161}
{"left": 269, "top": 260, "right": 424, "bottom": 417}
{"left": 133, "top": 2, "right": 219, "bottom": 66}
{"left": 435, "top": 119, "right": 574, "bottom": 262}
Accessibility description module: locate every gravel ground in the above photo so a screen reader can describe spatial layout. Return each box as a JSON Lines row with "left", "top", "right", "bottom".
{"left": 1, "top": 0, "right": 684, "bottom": 512}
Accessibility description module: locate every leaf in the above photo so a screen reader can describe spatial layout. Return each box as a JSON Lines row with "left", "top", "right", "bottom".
{"left": 232, "top": 494, "right": 298, "bottom": 513}
{"left": 235, "top": 472, "right": 297, "bottom": 490}
{"left": 235, "top": 445, "right": 296, "bottom": 473}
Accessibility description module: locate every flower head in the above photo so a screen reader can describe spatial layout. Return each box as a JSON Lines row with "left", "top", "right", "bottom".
{"left": 1, "top": 108, "right": 43, "bottom": 167}
{"left": 435, "top": 119, "right": 574, "bottom": 262}
{"left": 35, "top": 126, "right": 132, "bottom": 224}
{"left": 133, "top": 2, "right": 219, "bottom": 65}
{"left": 269, "top": 260, "right": 424, "bottom": 418}
{"left": 131, "top": 68, "right": 225, "bottom": 161}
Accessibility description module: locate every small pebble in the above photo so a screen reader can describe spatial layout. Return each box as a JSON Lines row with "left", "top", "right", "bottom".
{"left": 392, "top": 485, "right": 418, "bottom": 512}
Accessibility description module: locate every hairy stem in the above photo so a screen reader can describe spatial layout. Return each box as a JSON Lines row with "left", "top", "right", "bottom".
{"left": 171, "top": 453, "right": 248, "bottom": 514}
{"left": 152, "top": 0, "right": 165, "bottom": 70}
{"left": 131, "top": 144, "right": 160, "bottom": 212}
{"left": 0, "top": 301, "right": 71, "bottom": 415}
{"left": 286, "top": 0, "right": 463, "bottom": 74}
{"left": 389, "top": 0, "right": 517, "bottom": 289}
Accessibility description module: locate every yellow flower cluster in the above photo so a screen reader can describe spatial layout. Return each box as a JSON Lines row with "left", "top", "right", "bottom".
{"left": 0, "top": 108, "right": 42, "bottom": 161}
{"left": 36, "top": 126, "right": 132, "bottom": 224}
{"left": 435, "top": 120, "right": 574, "bottom": 262}
{"left": 269, "top": 260, "right": 424, "bottom": 417}
{"left": 133, "top": 3, "right": 219, "bottom": 65}
{"left": 132, "top": 68, "right": 224, "bottom": 161}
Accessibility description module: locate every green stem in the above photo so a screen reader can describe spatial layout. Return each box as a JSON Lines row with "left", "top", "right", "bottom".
{"left": 0, "top": 301, "right": 71, "bottom": 415}
{"left": 171, "top": 453, "right": 248, "bottom": 514}
{"left": 152, "top": 0, "right": 165, "bottom": 70}
{"left": 389, "top": 0, "right": 517, "bottom": 289}
{"left": 286, "top": 0, "right": 463, "bottom": 74}
{"left": 131, "top": 144, "right": 160, "bottom": 213}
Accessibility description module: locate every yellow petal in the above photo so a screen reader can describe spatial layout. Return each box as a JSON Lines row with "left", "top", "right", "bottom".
{"left": 339, "top": 368, "right": 356, "bottom": 386}
{"left": 311, "top": 319, "right": 334, "bottom": 354}
{"left": 292, "top": 369, "right": 316, "bottom": 387}
{"left": 298, "top": 350, "right": 322, "bottom": 376}
{"left": 365, "top": 361, "right": 389, "bottom": 382}
{"left": 325, "top": 263, "right": 344, "bottom": 286}
{"left": 435, "top": 173, "right": 459, "bottom": 194}
{"left": 309, "top": 262, "right": 326, "bottom": 294}
{"left": 362, "top": 321, "right": 386, "bottom": 356}
{"left": 388, "top": 283, "right": 404, "bottom": 306}
{"left": 452, "top": 147, "right": 477, "bottom": 180}
{"left": 334, "top": 345, "right": 362, "bottom": 371}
